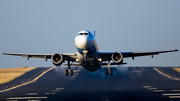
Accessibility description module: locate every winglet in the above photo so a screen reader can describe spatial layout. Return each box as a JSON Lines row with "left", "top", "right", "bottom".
{"left": 175, "top": 49, "right": 179, "bottom": 51}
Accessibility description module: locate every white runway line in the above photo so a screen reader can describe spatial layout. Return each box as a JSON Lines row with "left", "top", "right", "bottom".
{"left": 0, "top": 67, "right": 55, "bottom": 93}
{"left": 51, "top": 88, "right": 64, "bottom": 92}
{"left": 27, "top": 93, "right": 38, "bottom": 95}
{"left": 153, "top": 90, "right": 164, "bottom": 92}
{"left": 56, "top": 88, "right": 64, "bottom": 90}
{"left": 6, "top": 97, "right": 47, "bottom": 100}
{"left": 163, "top": 93, "right": 180, "bottom": 96}
{"left": 172, "top": 90, "right": 180, "bottom": 92}
{"left": 143, "top": 86, "right": 152, "bottom": 88}
{"left": 5, "top": 100, "right": 18, "bottom": 101}
{"left": 169, "top": 96, "right": 180, "bottom": 98}
{"left": 51, "top": 90, "right": 60, "bottom": 92}
{"left": 45, "top": 93, "right": 56, "bottom": 95}
{"left": 148, "top": 88, "right": 157, "bottom": 90}
{"left": 153, "top": 68, "right": 180, "bottom": 81}
{"left": 70, "top": 68, "right": 83, "bottom": 80}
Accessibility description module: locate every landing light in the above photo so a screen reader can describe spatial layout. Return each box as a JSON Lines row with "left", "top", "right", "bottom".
{"left": 98, "top": 58, "right": 102, "bottom": 62}
{"left": 76, "top": 59, "right": 79, "bottom": 62}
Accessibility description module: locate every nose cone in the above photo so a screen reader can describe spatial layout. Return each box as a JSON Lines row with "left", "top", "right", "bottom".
{"left": 75, "top": 36, "right": 89, "bottom": 49}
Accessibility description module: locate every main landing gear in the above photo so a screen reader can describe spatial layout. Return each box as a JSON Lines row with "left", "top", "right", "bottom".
{"left": 105, "top": 61, "right": 113, "bottom": 75}
{"left": 66, "top": 69, "right": 73, "bottom": 76}
{"left": 66, "top": 60, "right": 73, "bottom": 76}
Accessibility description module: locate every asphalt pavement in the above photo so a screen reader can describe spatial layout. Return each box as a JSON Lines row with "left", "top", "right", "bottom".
{"left": 0, "top": 66, "right": 180, "bottom": 101}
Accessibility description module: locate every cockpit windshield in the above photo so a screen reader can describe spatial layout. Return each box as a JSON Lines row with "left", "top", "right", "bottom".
{"left": 76, "top": 30, "right": 94, "bottom": 37}
{"left": 77, "top": 33, "right": 89, "bottom": 36}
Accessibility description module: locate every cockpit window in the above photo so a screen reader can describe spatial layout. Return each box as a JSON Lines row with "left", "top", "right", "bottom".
{"left": 77, "top": 32, "right": 91, "bottom": 36}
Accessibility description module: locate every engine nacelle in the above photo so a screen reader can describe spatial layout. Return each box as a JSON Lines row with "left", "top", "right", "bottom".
{"left": 52, "top": 53, "right": 63, "bottom": 66}
{"left": 111, "top": 52, "right": 123, "bottom": 64}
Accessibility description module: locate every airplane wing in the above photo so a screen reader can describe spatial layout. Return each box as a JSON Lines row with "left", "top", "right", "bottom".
{"left": 98, "top": 49, "right": 178, "bottom": 61}
{"left": 2, "top": 53, "right": 77, "bottom": 62}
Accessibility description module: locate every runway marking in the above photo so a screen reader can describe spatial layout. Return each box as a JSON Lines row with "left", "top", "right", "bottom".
{"left": 172, "top": 90, "right": 180, "bottom": 92}
{"left": 153, "top": 90, "right": 164, "bottom": 92}
{"left": 56, "top": 88, "right": 64, "bottom": 90}
{"left": 163, "top": 93, "right": 180, "bottom": 96}
{"left": 51, "top": 88, "right": 64, "bottom": 92}
{"left": 73, "top": 70, "right": 81, "bottom": 72}
{"left": 143, "top": 86, "right": 152, "bottom": 88}
{"left": 169, "top": 96, "right": 180, "bottom": 98}
{"left": 0, "top": 67, "right": 55, "bottom": 93}
{"left": 45, "top": 93, "right": 51, "bottom": 95}
{"left": 27, "top": 93, "right": 38, "bottom": 95}
{"left": 148, "top": 88, "right": 157, "bottom": 90}
{"left": 45, "top": 93, "right": 56, "bottom": 95}
{"left": 5, "top": 100, "right": 18, "bottom": 101}
{"left": 70, "top": 68, "right": 83, "bottom": 80}
{"left": 154, "top": 68, "right": 180, "bottom": 81}
{"left": 51, "top": 90, "right": 60, "bottom": 92}
{"left": 6, "top": 97, "right": 47, "bottom": 100}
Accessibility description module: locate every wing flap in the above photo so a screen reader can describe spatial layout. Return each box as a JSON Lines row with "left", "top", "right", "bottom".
{"left": 98, "top": 49, "right": 178, "bottom": 61}
{"left": 3, "top": 52, "right": 78, "bottom": 62}
{"left": 122, "top": 49, "right": 178, "bottom": 58}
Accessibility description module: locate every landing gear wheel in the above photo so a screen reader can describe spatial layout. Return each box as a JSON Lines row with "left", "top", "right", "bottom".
{"left": 70, "top": 70, "right": 73, "bottom": 76}
{"left": 66, "top": 70, "right": 69, "bottom": 76}
{"left": 105, "top": 69, "right": 108, "bottom": 75}
{"left": 110, "top": 69, "right": 113, "bottom": 75}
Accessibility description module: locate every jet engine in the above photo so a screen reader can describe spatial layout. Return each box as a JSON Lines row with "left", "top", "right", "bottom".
{"left": 52, "top": 53, "right": 63, "bottom": 66}
{"left": 111, "top": 52, "right": 123, "bottom": 64}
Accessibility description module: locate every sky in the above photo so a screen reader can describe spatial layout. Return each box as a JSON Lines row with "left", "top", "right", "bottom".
{"left": 0, "top": 0, "right": 180, "bottom": 68}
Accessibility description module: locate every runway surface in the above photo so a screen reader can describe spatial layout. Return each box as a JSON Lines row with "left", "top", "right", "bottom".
{"left": 0, "top": 66, "right": 180, "bottom": 101}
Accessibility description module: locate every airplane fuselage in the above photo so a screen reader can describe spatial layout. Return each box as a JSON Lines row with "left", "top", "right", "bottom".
{"left": 75, "top": 30, "right": 101, "bottom": 71}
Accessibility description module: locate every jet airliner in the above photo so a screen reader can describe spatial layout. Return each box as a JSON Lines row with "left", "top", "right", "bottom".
{"left": 3, "top": 30, "right": 178, "bottom": 76}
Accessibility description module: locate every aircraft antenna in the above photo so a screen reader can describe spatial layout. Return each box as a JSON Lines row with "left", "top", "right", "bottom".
{"left": 94, "top": 30, "right": 95, "bottom": 37}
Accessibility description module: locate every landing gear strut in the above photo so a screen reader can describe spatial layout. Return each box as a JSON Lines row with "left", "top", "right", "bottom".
{"left": 105, "top": 61, "right": 113, "bottom": 75}
{"left": 66, "top": 60, "right": 73, "bottom": 76}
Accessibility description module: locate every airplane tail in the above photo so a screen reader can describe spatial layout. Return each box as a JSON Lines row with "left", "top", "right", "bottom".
{"left": 94, "top": 30, "right": 95, "bottom": 37}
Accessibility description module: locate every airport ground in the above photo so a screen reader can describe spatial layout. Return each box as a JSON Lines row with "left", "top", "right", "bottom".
{"left": 0, "top": 66, "right": 180, "bottom": 101}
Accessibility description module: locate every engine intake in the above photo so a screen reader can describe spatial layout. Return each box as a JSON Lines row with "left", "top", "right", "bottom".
{"left": 112, "top": 52, "right": 123, "bottom": 64}
{"left": 52, "top": 53, "right": 63, "bottom": 66}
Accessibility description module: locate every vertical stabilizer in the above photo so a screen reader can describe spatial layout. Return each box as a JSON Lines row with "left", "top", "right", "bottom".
{"left": 94, "top": 30, "right": 95, "bottom": 37}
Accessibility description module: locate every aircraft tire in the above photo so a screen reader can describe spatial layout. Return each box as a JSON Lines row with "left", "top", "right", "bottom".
{"left": 70, "top": 70, "right": 73, "bottom": 76}
{"left": 66, "top": 70, "right": 69, "bottom": 76}
{"left": 105, "top": 69, "right": 108, "bottom": 75}
{"left": 110, "top": 69, "right": 113, "bottom": 75}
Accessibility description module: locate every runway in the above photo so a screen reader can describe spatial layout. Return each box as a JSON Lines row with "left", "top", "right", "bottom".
{"left": 0, "top": 66, "right": 180, "bottom": 101}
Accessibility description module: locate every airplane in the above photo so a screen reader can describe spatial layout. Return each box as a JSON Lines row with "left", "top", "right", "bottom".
{"left": 3, "top": 30, "right": 179, "bottom": 76}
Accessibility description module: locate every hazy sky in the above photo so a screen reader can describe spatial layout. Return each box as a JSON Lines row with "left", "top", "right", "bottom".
{"left": 0, "top": 0, "right": 180, "bottom": 68}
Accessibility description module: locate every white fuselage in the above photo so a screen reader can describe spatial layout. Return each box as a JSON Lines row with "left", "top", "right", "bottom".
{"left": 75, "top": 30, "right": 101, "bottom": 71}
